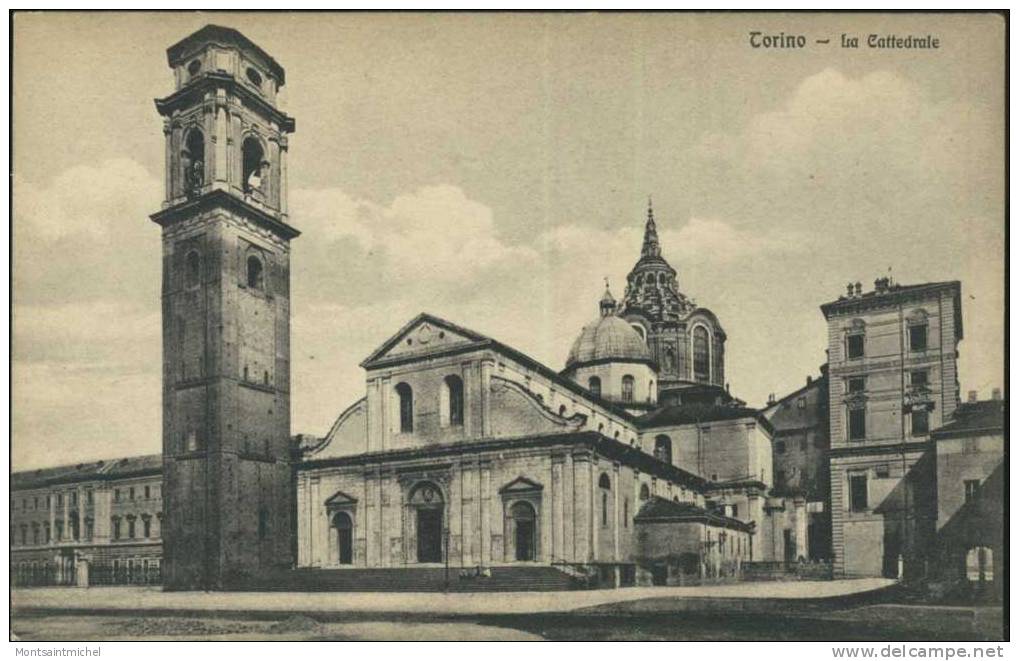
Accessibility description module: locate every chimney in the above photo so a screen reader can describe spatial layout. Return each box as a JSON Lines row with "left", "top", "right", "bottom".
{"left": 846, "top": 282, "right": 854, "bottom": 297}
{"left": 767, "top": 393, "right": 776, "bottom": 405}
{"left": 854, "top": 282, "right": 862, "bottom": 296}
{"left": 992, "top": 388, "right": 1001, "bottom": 401}
{"left": 875, "top": 277, "right": 889, "bottom": 293}
{"left": 967, "top": 390, "right": 978, "bottom": 403}
{"left": 806, "top": 375, "right": 813, "bottom": 386}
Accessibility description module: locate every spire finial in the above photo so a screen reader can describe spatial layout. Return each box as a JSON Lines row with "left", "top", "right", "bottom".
{"left": 640, "top": 196, "right": 661, "bottom": 259}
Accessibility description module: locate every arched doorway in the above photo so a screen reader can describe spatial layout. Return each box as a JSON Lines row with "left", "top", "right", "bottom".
{"left": 409, "top": 482, "right": 444, "bottom": 563}
{"left": 333, "top": 511, "right": 353, "bottom": 565}
{"left": 511, "top": 501, "right": 537, "bottom": 561}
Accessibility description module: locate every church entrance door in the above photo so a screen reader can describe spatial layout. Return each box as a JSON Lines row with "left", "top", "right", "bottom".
{"left": 511, "top": 501, "right": 537, "bottom": 561}
{"left": 416, "top": 508, "right": 443, "bottom": 563}
{"left": 334, "top": 512, "right": 353, "bottom": 565}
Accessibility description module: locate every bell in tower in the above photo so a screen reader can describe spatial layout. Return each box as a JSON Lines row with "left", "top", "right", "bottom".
{"left": 150, "top": 25, "right": 299, "bottom": 590}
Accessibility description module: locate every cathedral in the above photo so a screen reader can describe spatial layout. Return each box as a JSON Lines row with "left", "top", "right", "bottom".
{"left": 10, "top": 25, "right": 1003, "bottom": 599}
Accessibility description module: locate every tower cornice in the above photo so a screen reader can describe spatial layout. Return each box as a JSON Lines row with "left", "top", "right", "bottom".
{"left": 155, "top": 72, "right": 296, "bottom": 133}
{"left": 150, "top": 188, "right": 300, "bottom": 240}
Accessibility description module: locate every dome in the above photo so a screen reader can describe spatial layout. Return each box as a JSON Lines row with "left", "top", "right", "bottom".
{"left": 566, "top": 313, "right": 651, "bottom": 369}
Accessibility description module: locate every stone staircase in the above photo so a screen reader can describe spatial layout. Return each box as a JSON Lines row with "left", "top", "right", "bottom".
{"left": 244, "top": 566, "right": 583, "bottom": 592}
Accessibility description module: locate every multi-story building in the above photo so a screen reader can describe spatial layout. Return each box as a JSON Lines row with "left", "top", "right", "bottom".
{"left": 10, "top": 456, "right": 163, "bottom": 585}
{"left": 822, "top": 278, "right": 962, "bottom": 578}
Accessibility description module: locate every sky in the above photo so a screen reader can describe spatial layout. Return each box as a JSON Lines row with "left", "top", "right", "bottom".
{"left": 12, "top": 12, "right": 1006, "bottom": 470}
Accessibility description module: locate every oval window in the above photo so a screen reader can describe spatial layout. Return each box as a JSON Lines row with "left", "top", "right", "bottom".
{"left": 246, "top": 67, "right": 262, "bottom": 87}
{"left": 187, "top": 59, "right": 201, "bottom": 77}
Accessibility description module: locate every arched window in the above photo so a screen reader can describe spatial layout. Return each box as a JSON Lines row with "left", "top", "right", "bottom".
{"left": 247, "top": 255, "right": 264, "bottom": 290}
{"left": 588, "top": 376, "right": 602, "bottom": 398}
{"left": 182, "top": 130, "right": 205, "bottom": 194}
{"left": 333, "top": 511, "right": 354, "bottom": 564}
{"left": 631, "top": 323, "right": 646, "bottom": 341}
{"left": 558, "top": 404, "right": 567, "bottom": 416}
{"left": 599, "top": 472, "right": 611, "bottom": 526}
{"left": 242, "top": 137, "right": 266, "bottom": 195}
{"left": 621, "top": 375, "right": 635, "bottom": 402}
{"left": 185, "top": 250, "right": 200, "bottom": 287}
{"left": 395, "top": 382, "right": 414, "bottom": 433}
{"left": 442, "top": 375, "right": 464, "bottom": 427}
{"left": 639, "top": 483, "right": 650, "bottom": 500}
{"left": 654, "top": 434, "right": 673, "bottom": 464}
{"left": 693, "top": 325, "right": 710, "bottom": 383}
{"left": 966, "top": 546, "right": 993, "bottom": 582}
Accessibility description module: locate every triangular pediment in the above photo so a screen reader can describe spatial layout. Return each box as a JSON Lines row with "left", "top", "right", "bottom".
{"left": 360, "top": 313, "right": 490, "bottom": 368}
{"left": 324, "top": 489, "right": 359, "bottom": 507}
{"left": 499, "top": 476, "right": 544, "bottom": 494}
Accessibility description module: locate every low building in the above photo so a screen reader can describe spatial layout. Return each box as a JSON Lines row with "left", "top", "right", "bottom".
{"left": 762, "top": 366, "right": 832, "bottom": 561}
{"left": 931, "top": 397, "right": 1005, "bottom": 601}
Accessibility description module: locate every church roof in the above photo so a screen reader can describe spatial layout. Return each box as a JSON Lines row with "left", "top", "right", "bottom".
{"left": 637, "top": 403, "right": 774, "bottom": 434}
{"left": 634, "top": 496, "right": 753, "bottom": 532}
{"left": 621, "top": 201, "right": 695, "bottom": 322}
{"left": 360, "top": 312, "right": 642, "bottom": 421}
{"left": 565, "top": 312, "right": 652, "bottom": 369}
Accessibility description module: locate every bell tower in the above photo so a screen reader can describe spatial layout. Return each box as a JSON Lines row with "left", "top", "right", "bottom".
{"left": 151, "top": 25, "right": 298, "bottom": 589}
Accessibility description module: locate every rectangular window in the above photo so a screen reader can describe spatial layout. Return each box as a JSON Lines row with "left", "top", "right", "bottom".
{"left": 776, "top": 470, "right": 786, "bottom": 487}
{"left": 909, "top": 324, "right": 928, "bottom": 352}
{"left": 71, "top": 493, "right": 77, "bottom": 506}
{"left": 911, "top": 409, "right": 929, "bottom": 436}
{"left": 848, "top": 407, "right": 866, "bottom": 440}
{"left": 775, "top": 440, "right": 786, "bottom": 454}
{"left": 797, "top": 397, "right": 806, "bottom": 409}
{"left": 128, "top": 519, "right": 135, "bottom": 539}
{"left": 964, "top": 479, "right": 980, "bottom": 503}
{"left": 143, "top": 518, "right": 151, "bottom": 538}
{"left": 846, "top": 334, "right": 865, "bottom": 359}
{"left": 114, "top": 489, "right": 120, "bottom": 502}
{"left": 144, "top": 486, "right": 151, "bottom": 500}
{"left": 731, "top": 504, "right": 739, "bottom": 518}
{"left": 800, "top": 437, "right": 808, "bottom": 452}
{"left": 911, "top": 370, "right": 928, "bottom": 387}
{"left": 113, "top": 519, "right": 121, "bottom": 540}
{"left": 848, "top": 377, "right": 866, "bottom": 393}
{"left": 849, "top": 474, "right": 869, "bottom": 512}
{"left": 875, "top": 465, "right": 890, "bottom": 478}
{"left": 129, "top": 487, "right": 135, "bottom": 501}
